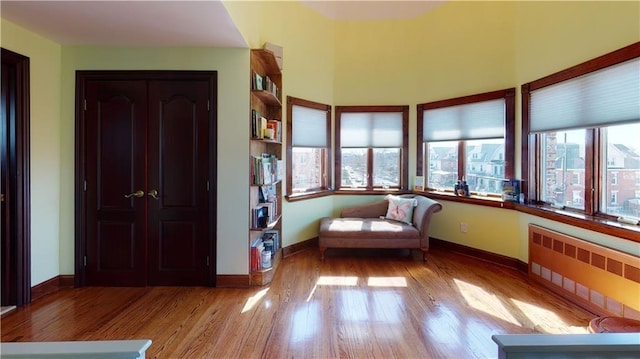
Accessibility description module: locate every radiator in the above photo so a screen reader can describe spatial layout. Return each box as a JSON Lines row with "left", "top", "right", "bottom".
{"left": 528, "top": 224, "right": 640, "bottom": 319}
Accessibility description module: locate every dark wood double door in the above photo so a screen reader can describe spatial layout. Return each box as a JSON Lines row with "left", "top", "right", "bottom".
{"left": 77, "top": 71, "right": 216, "bottom": 286}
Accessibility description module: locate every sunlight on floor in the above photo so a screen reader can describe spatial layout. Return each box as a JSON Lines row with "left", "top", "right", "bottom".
{"left": 510, "top": 298, "right": 589, "bottom": 334}
{"left": 454, "top": 279, "right": 521, "bottom": 327}
{"left": 316, "top": 276, "right": 359, "bottom": 286}
{"left": 242, "top": 287, "right": 269, "bottom": 313}
{"left": 367, "top": 277, "right": 407, "bottom": 287}
{"left": 290, "top": 302, "right": 320, "bottom": 342}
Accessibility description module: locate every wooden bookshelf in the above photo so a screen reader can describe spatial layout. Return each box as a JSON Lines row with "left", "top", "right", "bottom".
{"left": 249, "top": 48, "right": 283, "bottom": 286}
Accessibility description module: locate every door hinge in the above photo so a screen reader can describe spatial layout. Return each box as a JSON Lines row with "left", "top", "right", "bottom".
{"left": 84, "top": 180, "right": 87, "bottom": 192}
{"left": 207, "top": 100, "right": 210, "bottom": 111}
{"left": 84, "top": 99, "right": 87, "bottom": 111}
{"left": 83, "top": 255, "right": 87, "bottom": 267}
{"left": 207, "top": 180, "right": 210, "bottom": 191}
{"left": 206, "top": 256, "right": 210, "bottom": 267}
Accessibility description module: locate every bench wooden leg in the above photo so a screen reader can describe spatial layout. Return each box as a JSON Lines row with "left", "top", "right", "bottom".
{"left": 420, "top": 249, "right": 428, "bottom": 263}
{"left": 319, "top": 247, "right": 326, "bottom": 261}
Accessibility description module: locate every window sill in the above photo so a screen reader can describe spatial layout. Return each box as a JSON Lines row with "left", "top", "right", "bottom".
{"left": 419, "top": 190, "right": 510, "bottom": 208}
{"left": 515, "top": 204, "right": 640, "bottom": 243}
{"left": 285, "top": 190, "right": 334, "bottom": 202}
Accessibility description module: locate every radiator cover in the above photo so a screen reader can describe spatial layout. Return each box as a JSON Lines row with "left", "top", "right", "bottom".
{"left": 529, "top": 224, "right": 640, "bottom": 319}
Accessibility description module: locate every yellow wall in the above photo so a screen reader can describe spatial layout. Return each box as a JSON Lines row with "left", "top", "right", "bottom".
{"left": 1, "top": 19, "right": 63, "bottom": 285}
{"left": 225, "top": 1, "right": 337, "bottom": 247}
{"left": 300, "top": 1, "right": 639, "bottom": 261}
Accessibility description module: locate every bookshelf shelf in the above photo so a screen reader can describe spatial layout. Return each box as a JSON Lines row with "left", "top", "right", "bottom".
{"left": 250, "top": 138, "right": 282, "bottom": 145}
{"left": 251, "top": 90, "right": 281, "bottom": 106}
{"left": 249, "top": 215, "right": 282, "bottom": 231}
{"left": 249, "top": 47, "right": 283, "bottom": 286}
{"left": 249, "top": 249, "right": 282, "bottom": 285}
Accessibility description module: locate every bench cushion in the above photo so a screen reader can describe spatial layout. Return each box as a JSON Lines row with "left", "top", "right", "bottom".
{"left": 320, "top": 217, "right": 420, "bottom": 240}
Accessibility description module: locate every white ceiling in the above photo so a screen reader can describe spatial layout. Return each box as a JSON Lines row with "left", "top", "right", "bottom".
{"left": 0, "top": 1, "right": 445, "bottom": 47}
{"left": 0, "top": 0, "right": 247, "bottom": 47}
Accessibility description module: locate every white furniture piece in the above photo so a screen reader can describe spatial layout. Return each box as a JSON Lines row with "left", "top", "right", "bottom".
{"left": 492, "top": 333, "right": 640, "bottom": 359}
{"left": 0, "top": 339, "right": 152, "bottom": 359}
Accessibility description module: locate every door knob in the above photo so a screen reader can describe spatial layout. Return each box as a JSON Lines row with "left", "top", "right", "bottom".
{"left": 124, "top": 190, "right": 145, "bottom": 198}
{"left": 148, "top": 189, "right": 159, "bottom": 200}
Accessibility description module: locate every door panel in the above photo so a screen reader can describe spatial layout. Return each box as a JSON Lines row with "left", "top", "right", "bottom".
{"left": 85, "top": 80, "right": 147, "bottom": 286}
{"left": 147, "top": 80, "right": 209, "bottom": 286}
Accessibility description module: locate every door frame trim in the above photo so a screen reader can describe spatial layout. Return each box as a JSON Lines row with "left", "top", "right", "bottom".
{"left": 75, "top": 70, "right": 218, "bottom": 287}
{"left": 1, "top": 48, "right": 31, "bottom": 306}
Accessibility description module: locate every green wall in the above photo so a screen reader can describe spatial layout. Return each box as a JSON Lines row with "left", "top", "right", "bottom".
{"left": 59, "top": 46, "right": 251, "bottom": 276}
{"left": 1, "top": 19, "right": 63, "bottom": 285}
{"left": 1, "top": 1, "right": 638, "bottom": 285}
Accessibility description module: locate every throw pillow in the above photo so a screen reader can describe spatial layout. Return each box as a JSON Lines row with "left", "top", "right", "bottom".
{"left": 384, "top": 195, "right": 417, "bottom": 225}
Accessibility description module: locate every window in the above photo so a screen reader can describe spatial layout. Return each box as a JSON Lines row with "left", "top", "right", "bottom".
{"left": 572, "top": 173, "right": 580, "bottom": 185}
{"left": 286, "top": 96, "right": 331, "bottom": 198}
{"left": 522, "top": 42, "right": 640, "bottom": 219}
{"left": 335, "top": 106, "right": 409, "bottom": 191}
{"left": 611, "top": 191, "right": 619, "bottom": 205}
{"left": 417, "top": 89, "right": 515, "bottom": 197}
{"left": 540, "top": 129, "right": 586, "bottom": 209}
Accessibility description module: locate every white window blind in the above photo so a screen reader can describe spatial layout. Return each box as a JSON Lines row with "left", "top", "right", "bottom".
{"left": 341, "top": 112, "right": 403, "bottom": 148}
{"left": 292, "top": 105, "right": 327, "bottom": 147}
{"left": 530, "top": 57, "right": 640, "bottom": 133}
{"left": 422, "top": 99, "right": 505, "bottom": 142}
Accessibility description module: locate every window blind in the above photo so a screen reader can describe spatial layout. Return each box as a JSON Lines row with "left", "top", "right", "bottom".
{"left": 292, "top": 104, "right": 327, "bottom": 147}
{"left": 341, "top": 112, "right": 403, "bottom": 148}
{"left": 422, "top": 99, "right": 505, "bottom": 142}
{"left": 530, "top": 57, "right": 640, "bottom": 133}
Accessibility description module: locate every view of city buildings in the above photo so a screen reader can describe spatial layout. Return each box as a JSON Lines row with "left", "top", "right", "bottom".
{"left": 543, "top": 131, "right": 640, "bottom": 217}
{"left": 291, "top": 148, "right": 323, "bottom": 192}
{"left": 427, "top": 140, "right": 506, "bottom": 195}
{"left": 427, "top": 129, "right": 640, "bottom": 218}
{"left": 292, "top": 127, "right": 640, "bottom": 219}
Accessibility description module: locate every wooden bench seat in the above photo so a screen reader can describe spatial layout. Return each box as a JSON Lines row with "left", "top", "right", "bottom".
{"left": 319, "top": 195, "right": 442, "bottom": 261}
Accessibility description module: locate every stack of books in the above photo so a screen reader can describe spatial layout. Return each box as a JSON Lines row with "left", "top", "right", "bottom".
{"left": 250, "top": 153, "right": 278, "bottom": 185}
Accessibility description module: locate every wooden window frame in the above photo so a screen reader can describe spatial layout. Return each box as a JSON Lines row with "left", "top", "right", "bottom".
{"left": 520, "top": 42, "right": 640, "bottom": 242}
{"left": 285, "top": 96, "right": 332, "bottom": 201}
{"left": 416, "top": 88, "right": 516, "bottom": 200}
{"left": 335, "top": 105, "right": 409, "bottom": 193}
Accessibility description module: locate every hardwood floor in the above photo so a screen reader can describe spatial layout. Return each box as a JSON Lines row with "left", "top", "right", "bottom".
{"left": 0, "top": 247, "right": 596, "bottom": 358}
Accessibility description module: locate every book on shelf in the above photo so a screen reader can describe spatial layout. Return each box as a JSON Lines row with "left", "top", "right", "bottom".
{"left": 262, "top": 229, "right": 279, "bottom": 255}
{"left": 262, "top": 75, "right": 280, "bottom": 101}
{"left": 251, "top": 110, "right": 261, "bottom": 139}
{"left": 259, "top": 184, "right": 278, "bottom": 220}
{"left": 251, "top": 153, "right": 278, "bottom": 185}
{"left": 252, "top": 72, "right": 263, "bottom": 91}
{"left": 261, "top": 161, "right": 272, "bottom": 185}
{"left": 256, "top": 202, "right": 275, "bottom": 223}
{"left": 250, "top": 237, "right": 264, "bottom": 271}
{"left": 252, "top": 205, "right": 269, "bottom": 228}
{"left": 275, "top": 160, "right": 283, "bottom": 182}
{"left": 265, "top": 119, "right": 281, "bottom": 142}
